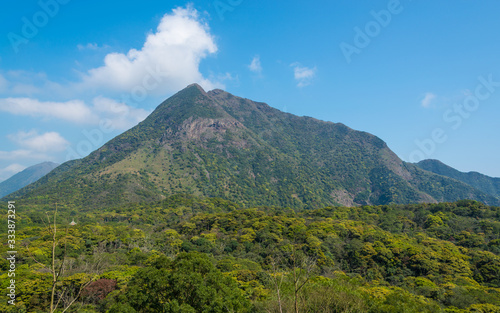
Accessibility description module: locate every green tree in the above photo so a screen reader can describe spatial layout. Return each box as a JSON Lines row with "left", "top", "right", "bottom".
{"left": 111, "top": 252, "right": 251, "bottom": 312}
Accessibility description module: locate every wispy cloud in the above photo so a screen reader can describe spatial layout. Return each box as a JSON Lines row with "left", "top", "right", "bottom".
{"left": 291, "top": 63, "right": 317, "bottom": 87}
{"left": 421, "top": 92, "right": 436, "bottom": 108}
{"left": 0, "top": 163, "right": 26, "bottom": 182}
{"left": 8, "top": 130, "right": 70, "bottom": 153}
{"left": 0, "top": 97, "right": 150, "bottom": 130}
{"left": 248, "top": 55, "right": 262, "bottom": 75}
{"left": 0, "top": 98, "right": 94, "bottom": 124}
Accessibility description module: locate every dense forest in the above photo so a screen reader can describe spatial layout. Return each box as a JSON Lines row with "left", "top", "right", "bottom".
{"left": 2, "top": 196, "right": 500, "bottom": 312}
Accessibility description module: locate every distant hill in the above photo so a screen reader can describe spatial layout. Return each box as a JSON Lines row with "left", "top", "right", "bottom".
{"left": 0, "top": 162, "right": 59, "bottom": 198}
{"left": 416, "top": 159, "right": 500, "bottom": 199}
{"left": 5, "top": 84, "right": 499, "bottom": 208}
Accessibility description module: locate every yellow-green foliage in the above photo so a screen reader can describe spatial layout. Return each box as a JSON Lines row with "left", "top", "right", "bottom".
{"left": 2, "top": 197, "right": 500, "bottom": 312}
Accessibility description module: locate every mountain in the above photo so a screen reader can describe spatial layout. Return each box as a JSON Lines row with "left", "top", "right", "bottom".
{"left": 5, "top": 84, "right": 500, "bottom": 209}
{"left": 0, "top": 161, "right": 59, "bottom": 198}
{"left": 416, "top": 159, "right": 500, "bottom": 199}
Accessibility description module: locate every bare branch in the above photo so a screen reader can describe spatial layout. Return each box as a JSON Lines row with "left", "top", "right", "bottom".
{"left": 54, "top": 286, "right": 69, "bottom": 312}
{"left": 61, "top": 278, "right": 94, "bottom": 313}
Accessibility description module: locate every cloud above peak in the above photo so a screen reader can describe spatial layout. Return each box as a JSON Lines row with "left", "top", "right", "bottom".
{"left": 79, "top": 6, "right": 221, "bottom": 94}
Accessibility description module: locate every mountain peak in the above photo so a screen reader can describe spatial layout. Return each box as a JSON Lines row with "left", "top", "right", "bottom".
{"left": 0, "top": 161, "right": 59, "bottom": 198}
{"left": 7, "top": 87, "right": 500, "bottom": 208}
{"left": 416, "top": 159, "right": 500, "bottom": 198}
{"left": 184, "top": 83, "right": 207, "bottom": 94}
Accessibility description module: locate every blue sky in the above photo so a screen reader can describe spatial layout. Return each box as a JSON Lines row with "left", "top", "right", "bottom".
{"left": 0, "top": 0, "right": 499, "bottom": 182}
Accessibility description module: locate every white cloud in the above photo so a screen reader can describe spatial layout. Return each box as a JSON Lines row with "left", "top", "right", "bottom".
{"left": 0, "top": 163, "right": 26, "bottom": 182}
{"left": 0, "top": 5, "right": 226, "bottom": 103}
{"left": 248, "top": 55, "right": 262, "bottom": 74}
{"left": 79, "top": 5, "right": 221, "bottom": 94}
{"left": 0, "top": 98, "right": 95, "bottom": 124}
{"left": 291, "top": 63, "right": 317, "bottom": 87}
{"left": 0, "top": 97, "right": 151, "bottom": 130}
{"left": 421, "top": 92, "right": 436, "bottom": 108}
{"left": 8, "top": 130, "right": 70, "bottom": 152}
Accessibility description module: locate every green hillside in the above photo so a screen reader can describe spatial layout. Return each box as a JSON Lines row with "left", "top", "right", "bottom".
{"left": 5, "top": 84, "right": 499, "bottom": 209}
{"left": 417, "top": 159, "right": 500, "bottom": 199}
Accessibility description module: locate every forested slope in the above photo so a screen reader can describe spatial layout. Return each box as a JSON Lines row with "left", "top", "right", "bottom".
{"left": 2, "top": 197, "right": 500, "bottom": 312}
